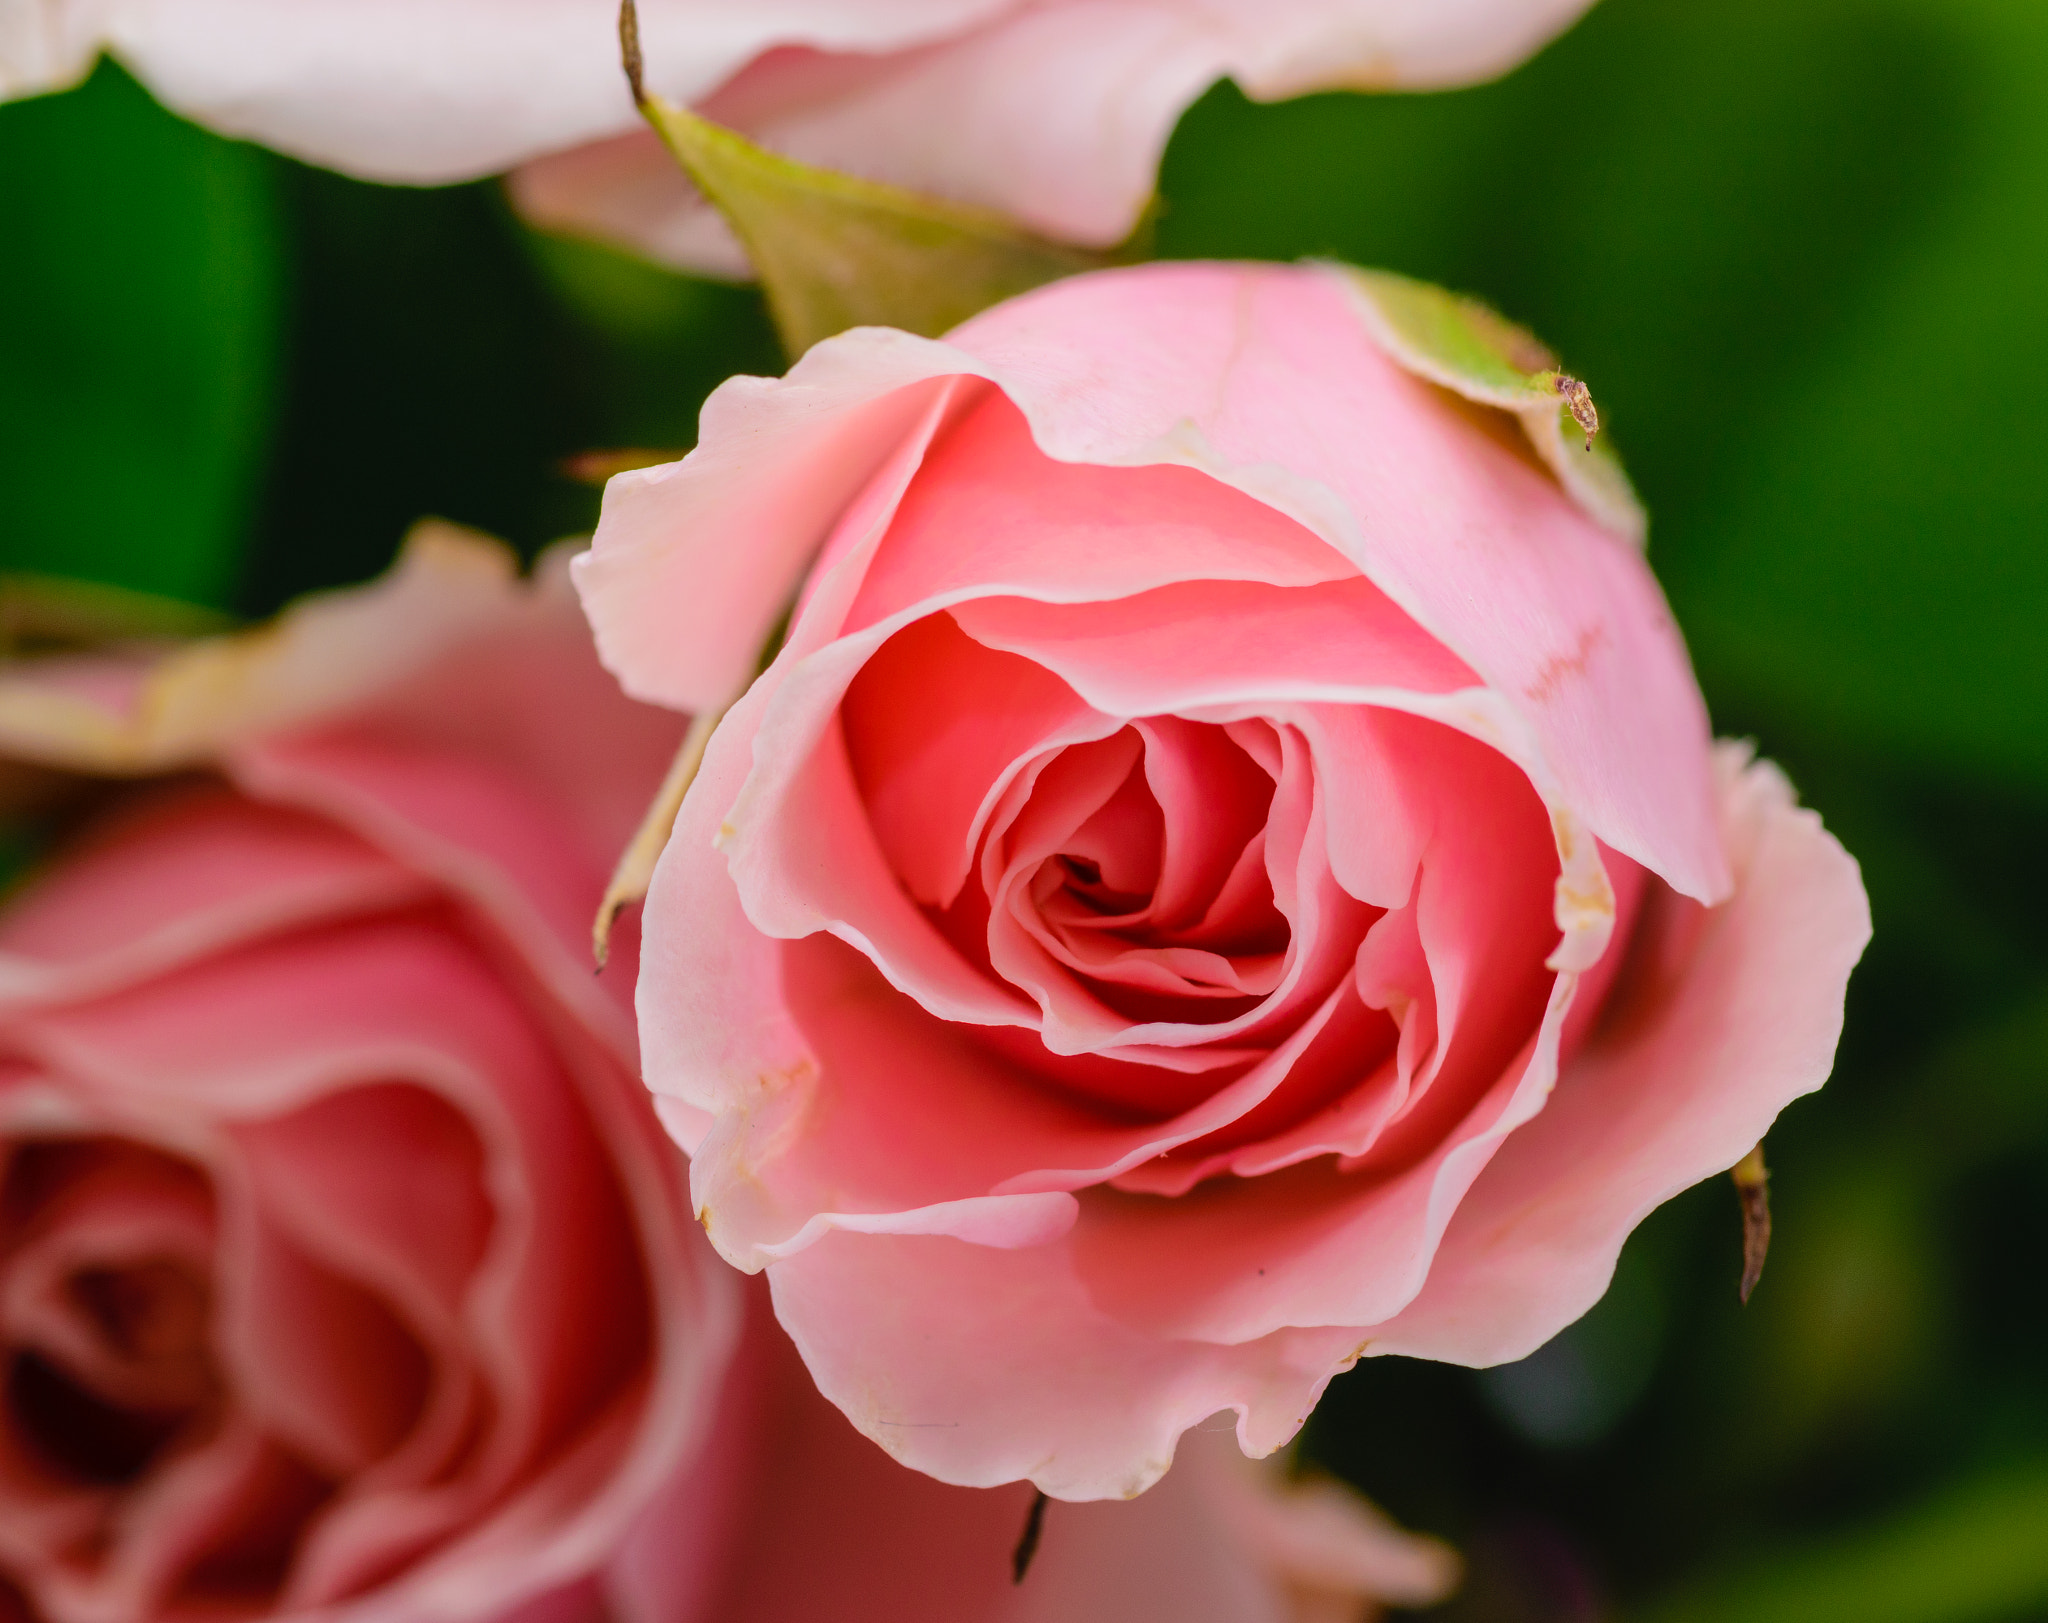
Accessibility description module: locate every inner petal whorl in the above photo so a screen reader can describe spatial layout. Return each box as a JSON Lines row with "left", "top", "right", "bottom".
{"left": 1003, "top": 720, "right": 1290, "bottom": 1018}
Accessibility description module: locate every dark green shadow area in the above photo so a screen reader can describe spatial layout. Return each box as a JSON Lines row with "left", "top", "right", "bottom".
{"left": 0, "top": 58, "right": 776, "bottom": 618}
{"left": 240, "top": 166, "right": 777, "bottom": 614}
{"left": 0, "top": 59, "right": 282, "bottom": 608}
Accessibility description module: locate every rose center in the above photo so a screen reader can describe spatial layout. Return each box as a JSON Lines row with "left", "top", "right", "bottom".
{"left": 2, "top": 1138, "right": 225, "bottom": 1489}
{"left": 991, "top": 719, "right": 1295, "bottom": 1029}
{"left": 6, "top": 1334, "right": 208, "bottom": 1486}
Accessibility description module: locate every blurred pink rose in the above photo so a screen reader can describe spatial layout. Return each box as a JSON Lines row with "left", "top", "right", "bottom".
{"left": 0, "top": 0, "right": 1600, "bottom": 276}
{"left": 0, "top": 528, "right": 724, "bottom": 1623}
{"left": 0, "top": 526, "right": 1457, "bottom": 1623}
{"left": 575, "top": 261, "right": 1873, "bottom": 1499}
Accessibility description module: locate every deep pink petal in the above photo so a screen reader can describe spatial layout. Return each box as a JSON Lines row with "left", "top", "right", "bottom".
{"left": 229, "top": 735, "right": 640, "bottom": 1067}
{"left": 0, "top": 1159, "right": 213, "bottom": 1415}
{"left": 730, "top": 641, "right": 1046, "bottom": 1027}
{"left": 224, "top": 1213, "right": 433, "bottom": 1479}
{"left": 843, "top": 611, "right": 1103, "bottom": 909}
{"left": 13, "top": 916, "right": 645, "bottom": 1535}
{"left": 240, "top": 1087, "right": 491, "bottom": 1339}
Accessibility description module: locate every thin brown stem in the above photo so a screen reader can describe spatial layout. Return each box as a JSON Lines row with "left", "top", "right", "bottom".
{"left": 618, "top": 0, "right": 647, "bottom": 107}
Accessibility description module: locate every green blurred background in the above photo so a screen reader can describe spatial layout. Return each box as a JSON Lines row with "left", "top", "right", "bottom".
{"left": 3, "top": 0, "right": 2045, "bottom": 1614}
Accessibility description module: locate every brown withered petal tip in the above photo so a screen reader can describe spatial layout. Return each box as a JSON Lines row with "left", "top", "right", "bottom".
{"left": 560, "top": 448, "right": 688, "bottom": 486}
{"left": 1731, "top": 1144, "right": 1771, "bottom": 1303}
{"left": 1011, "top": 1490, "right": 1050, "bottom": 1584}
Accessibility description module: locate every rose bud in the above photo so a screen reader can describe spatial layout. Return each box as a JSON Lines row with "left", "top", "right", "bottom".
{"left": 3, "top": 0, "right": 1599, "bottom": 276}
{"left": 575, "top": 261, "right": 1872, "bottom": 1499}
{"left": 0, "top": 524, "right": 1454, "bottom": 1623}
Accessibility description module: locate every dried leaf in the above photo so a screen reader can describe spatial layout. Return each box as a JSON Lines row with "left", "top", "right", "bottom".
{"left": 619, "top": 0, "right": 1122, "bottom": 355}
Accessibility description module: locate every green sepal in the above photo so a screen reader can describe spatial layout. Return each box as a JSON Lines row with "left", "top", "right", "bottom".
{"left": 0, "top": 573, "right": 234, "bottom": 657}
{"left": 634, "top": 94, "right": 1122, "bottom": 357}
{"left": 1335, "top": 265, "right": 1648, "bottom": 545}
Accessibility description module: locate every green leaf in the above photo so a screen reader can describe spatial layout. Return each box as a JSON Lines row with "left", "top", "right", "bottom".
{"left": 0, "top": 61, "right": 283, "bottom": 609}
{"left": 1337, "top": 265, "right": 1647, "bottom": 542}
{"left": 621, "top": 6, "right": 1117, "bottom": 356}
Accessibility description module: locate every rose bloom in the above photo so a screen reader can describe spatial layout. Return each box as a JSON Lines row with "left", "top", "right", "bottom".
{"left": 0, "top": 526, "right": 1453, "bottom": 1623}
{"left": 0, "top": 0, "right": 1597, "bottom": 275}
{"left": 575, "top": 261, "right": 1874, "bottom": 1499}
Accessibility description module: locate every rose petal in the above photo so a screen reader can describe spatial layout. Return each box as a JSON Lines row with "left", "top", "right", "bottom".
{"left": 843, "top": 610, "right": 1105, "bottom": 910}
{"left": 586, "top": 267, "right": 1720, "bottom": 902}
{"left": 840, "top": 393, "right": 1356, "bottom": 641}
{"left": 704, "top": 1288, "right": 1311, "bottom": 1621}
{"left": 34, "top": 0, "right": 1010, "bottom": 182}
{"left": 0, "top": 788, "right": 428, "bottom": 1012}
{"left": 766, "top": 1222, "right": 1364, "bottom": 1498}
{"left": 1067, "top": 972, "right": 1569, "bottom": 1348}
{"left": 687, "top": 935, "right": 1110, "bottom": 1269}
{"left": 948, "top": 265, "right": 1725, "bottom": 901}
{"left": 1360, "top": 746, "right": 1871, "bottom": 1364}
{"left": 947, "top": 575, "right": 1478, "bottom": 717}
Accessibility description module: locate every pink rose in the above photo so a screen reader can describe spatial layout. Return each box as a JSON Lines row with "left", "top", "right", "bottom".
{"left": 0, "top": 526, "right": 1457, "bottom": 1623}
{"left": 0, "top": 528, "right": 723, "bottom": 1623}
{"left": 0, "top": 0, "right": 1599, "bottom": 275}
{"left": 576, "top": 261, "right": 1873, "bottom": 1499}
